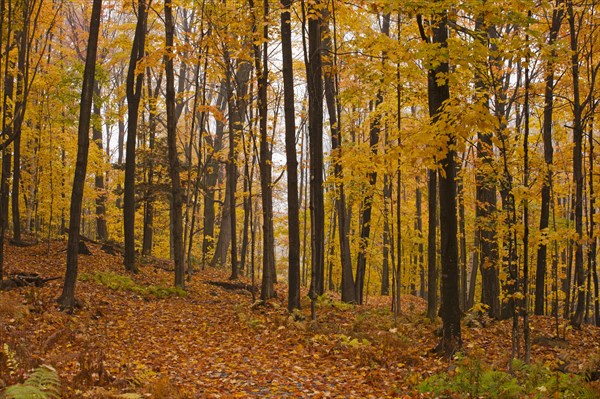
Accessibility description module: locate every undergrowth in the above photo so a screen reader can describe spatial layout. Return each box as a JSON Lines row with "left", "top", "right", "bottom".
{"left": 1, "top": 364, "right": 61, "bottom": 399}
{"left": 80, "top": 271, "right": 187, "bottom": 299}
{"left": 418, "top": 355, "right": 597, "bottom": 398}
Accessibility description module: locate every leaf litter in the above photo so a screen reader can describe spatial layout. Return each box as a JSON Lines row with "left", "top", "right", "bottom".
{"left": 0, "top": 241, "right": 599, "bottom": 398}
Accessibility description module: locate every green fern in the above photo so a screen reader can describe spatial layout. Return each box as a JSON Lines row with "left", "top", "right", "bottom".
{"left": 2, "top": 365, "right": 61, "bottom": 399}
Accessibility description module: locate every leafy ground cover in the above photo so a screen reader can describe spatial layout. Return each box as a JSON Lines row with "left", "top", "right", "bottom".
{"left": 1, "top": 241, "right": 599, "bottom": 398}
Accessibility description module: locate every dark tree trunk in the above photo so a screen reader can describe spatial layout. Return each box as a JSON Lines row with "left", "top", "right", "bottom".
{"left": 0, "top": 0, "right": 13, "bottom": 277}
{"left": 117, "top": 98, "right": 125, "bottom": 166}
{"left": 420, "top": 8, "right": 461, "bottom": 355}
{"left": 355, "top": 13, "right": 390, "bottom": 304}
{"left": 123, "top": 0, "right": 147, "bottom": 273}
{"left": 281, "top": 0, "right": 301, "bottom": 310}
{"left": 57, "top": 0, "right": 102, "bottom": 309}
{"left": 522, "top": 45, "right": 532, "bottom": 362}
{"left": 474, "top": 17, "right": 501, "bottom": 320}
{"left": 211, "top": 64, "right": 251, "bottom": 269}
{"left": 203, "top": 81, "right": 227, "bottom": 266}
{"left": 92, "top": 81, "right": 108, "bottom": 241}
{"left": 426, "top": 169, "right": 437, "bottom": 320}
{"left": 415, "top": 177, "right": 425, "bottom": 299}
{"left": 224, "top": 54, "right": 239, "bottom": 280}
{"left": 457, "top": 160, "right": 467, "bottom": 310}
{"left": 142, "top": 69, "right": 161, "bottom": 256}
{"left": 240, "top": 147, "right": 252, "bottom": 274}
{"left": 568, "top": 0, "right": 585, "bottom": 328}
{"left": 247, "top": 0, "right": 275, "bottom": 298}
{"left": 307, "top": 0, "right": 325, "bottom": 305}
{"left": 536, "top": 1, "right": 563, "bottom": 316}
{"left": 467, "top": 229, "right": 479, "bottom": 309}
{"left": 12, "top": 9, "right": 28, "bottom": 244}
{"left": 382, "top": 173, "right": 391, "bottom": 296}
{"left": 164, "top": 0, "right": 185, "bottom": 288}
{"left": 322, "top": 5, "right": 354, "bottom": 303}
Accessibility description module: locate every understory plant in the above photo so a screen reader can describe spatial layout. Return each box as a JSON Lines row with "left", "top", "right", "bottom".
{"left": 1, "top": 365, "right": 60, "bottom": 399}
{"left": 418, "top": 355, "right": 597, "bottom": 398}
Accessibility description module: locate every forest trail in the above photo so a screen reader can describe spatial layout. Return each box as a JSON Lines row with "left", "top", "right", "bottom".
{"left": 1, "top": 241, "right": 599, "bottom": 398}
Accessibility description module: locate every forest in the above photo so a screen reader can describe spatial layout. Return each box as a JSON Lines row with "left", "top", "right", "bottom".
{"left": 1, "top": 0, "right": 600, "bottom": 397}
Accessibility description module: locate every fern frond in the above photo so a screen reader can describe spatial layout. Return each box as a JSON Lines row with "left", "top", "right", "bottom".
{"left": 24, "top": 365, "right": 60, "bottom": 391}
{"left": 1, "top": 365, "right": 61, "bottom": 399}
{"left": 2, "top": 384, "right": 48, "bottom": 398}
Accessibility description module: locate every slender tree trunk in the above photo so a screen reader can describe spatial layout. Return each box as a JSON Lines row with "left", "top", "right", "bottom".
{"left": 203, "top": 81, "right": 227, "bottom": 266}
{"left": 248, "top": 0, "right": 275, "bottom": 297}
{"left": 12, "top": 12, "right": 27, "bottom": 243}
{"left": 281, "top": 0, "right": 300, "bottom": 310}
{"left": 307, "top": 0, "right": 325, "bottom": 306}
{"left": 467, "top": 229, "right": 479, "bottom": 309}
{"left": 536, "top": 1, "right": 563, "bottom": 316}
{"left": 355, "top": 13, "right": 390, "bottom": 304}
{"left": 592, "top": 116, "right": 600, "bottom": 325}
{"left": 240, "top": 137, "right": 252, "bottom": 274}
{"left": 211, "top": 64, "right": 251, "bottom": 268}
{"left": 475, "top": 17, "right": 500, "bottom": 320}
{"left": 415, "top": 176, "right": 425, "bottom": 299}
{"left": 457, "top": 160, "right": 467, "bottom": 310}
{"left": 568, "top": 0, "right": 585, "bottom": 328}
{"left": 427, "top": 169, "right": 437, "bottom": 320}
{"left": 142, "top": 69, "right": 161, "bottom": 256}
{"left": 0, "top": 0, "right": 12, "bottom": 278}
{"left": 322, "top": 4, "right": 354, "bottom": 303}
{"left": 123, "top": 0, "right": 147, "bottom": 273}
{"left": 164, "top": 0, "right": 184, "bottom": 288}
{"left": 522, "top": 48, "right": 531, "bottom": 363}
{"left": 382, "top": 173, "right": 391, "bottom": 296}
{"left": 58, "top": 0, "right": 102, "bottom": 309}
{"left": 224, "top": 54, "right": 239, "bottom": 280}
{"left": 92, "top": 81, "right": 108, "bottom": 241}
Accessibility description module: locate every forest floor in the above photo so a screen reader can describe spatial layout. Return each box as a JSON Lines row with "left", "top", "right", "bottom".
{"left": 1, "top": 240, "right": 599, "bottom": 398}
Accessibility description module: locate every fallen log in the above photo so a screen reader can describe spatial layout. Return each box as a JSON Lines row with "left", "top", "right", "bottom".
{"left": 206, "top": 280, "right": 258, "bottom": 294}
{"left": 0, "top": 273, "right": 61, "bottom": 291}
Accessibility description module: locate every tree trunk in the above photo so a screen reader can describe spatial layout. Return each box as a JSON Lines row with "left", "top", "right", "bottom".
{"left": 382, "top": 173, "right": 391, "bottom": 296}
{"left": 475, "top": 17, "right": 501, "bottom": 320}
{"left": 142, "top": 69, "right": 161, "bottom": 256}
{"left": 164, "top": 0, "right": 185, "bottom": 288}
{"left": 321, "top": 4, "right": 354, "bottom": 303}
{"left": 307, "top": 0, "right": 325, "bottom": 305}
{"left": 123, "top": 0, "right": 147, "bottom": 273}
{"left": 247, "top": 0, "right": 275, "bottom": 298}
{"left": 355, "top": 13, "right": 389, "bottom": 304}
{"left": 12, "top": 11, "right": 27, "bottom": 243}
{"left": 421, "top": 8, "right": 461, "bottom": 355}
{"left": 203, "top": 81, "right": 227, "bottom": 266}
{"left": 92, "top": 81, "right": 108, "bottom": 242}
{"left": 211, "top": 63, "right": 251, "bottom": 269}
{"left": 415, "top": 176, "right": 425, "bottom": 298}
{"left": 281, "top": 0, "right": 301, "bottom": 310}
{"left": 240, "top": 143, "right": 253, "bottom": 274}
{"left": 224, "top": 52, "right": 239, "bottom": 280}
{"left": 58, "top": 0, "right": 102, "bottom": 309}
{"left": 427, "top": 169, "right": 437, "bottom": 320}
{"left": 0, "top": 0, "right": 13, "bottom": 276}
{"left": 568, "top": 0, "right": 585, "bottom": 328}
{"left": 536, "top": 1, "right": 563, "bottom": 316}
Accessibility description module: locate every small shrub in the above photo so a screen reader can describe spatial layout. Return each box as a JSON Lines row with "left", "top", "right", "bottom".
{"left": 418, "top": 356, "right": 597, "bottom": 399}
{"left": 80, "top": 272, "right": 186, "bottom": 299}
{"left": 316, "top": 293, "right": 353, "bottom": 311}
